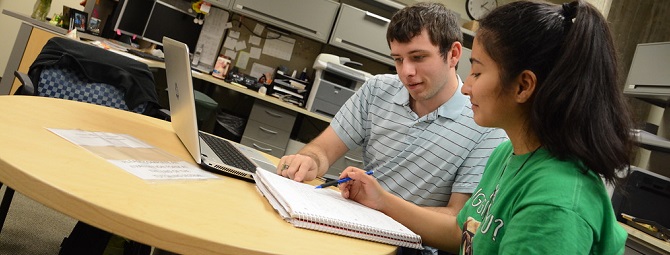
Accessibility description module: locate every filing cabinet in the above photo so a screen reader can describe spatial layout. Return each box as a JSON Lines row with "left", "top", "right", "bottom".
{"left": 243, "top": 120, "right": 291, "bottom": 148}
{"left": 325, "top": 146, "right": 364, "bottom": 179}
{"left": 329, "top": 4, "right": 393, "bottom": 65}
{"left": 240, "top": 101, "right": 297, "bottom": 158}
{"left": 208, "top": 0, "right": 233, "bottom": 10}
{"left": 231, "top": 0, "right": 340, "bottom": 43}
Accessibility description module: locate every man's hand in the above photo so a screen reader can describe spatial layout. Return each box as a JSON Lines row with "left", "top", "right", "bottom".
{"left": 276, "top": 126, "right": 349, "bottom": 182}
{"left": 277, "top": 153, "right": 319, "bottom": 182}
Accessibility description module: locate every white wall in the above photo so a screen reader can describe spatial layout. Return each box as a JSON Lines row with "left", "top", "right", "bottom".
{"left": 0, "top": 0, "right": 82, "bottom": 80}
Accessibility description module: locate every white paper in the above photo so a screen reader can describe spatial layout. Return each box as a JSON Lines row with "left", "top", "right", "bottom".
{"left": 249, "top": 35, "right": 262, "bottom": 46}
{"left": 253, "top": 174, "right": 291, "bottom": 219}
{"left": 262, "top": 33, "right": 294, "bottom": 61}
{"left": 224, "top": 49, "right": 237, "bottom": 60}
{"left": 228, "top": 30, "right": 241, "bottom": 39}
{"left": 235, "top": 40, "right": 247, "bottom": 51}
{"left": 48, "top": 128, "right": 218, "bottom": 181}
{"left": 223, "top": 37, "right": 237, "bottom": 50}
{"left": 250, "top": 63, "right": 274, "bottom": 80}
{"left": 225, "top": 22, "right": 233, "bottom": 29}
{"left": 235, "top": 51, "right": 250, "bottom": 69}
{"left": 109, "top": 160, "right": 217, "bottom": 181}
{"left": 250, "top": 47, "right": 261, "bottom": 59}
{"left": 198, "top": 33, "right": 222, "bottom": 67}
{"left": 48, "top": 128, "right": 152, "bottom": 148}
{"left": 199, "top": 2, "right": 212, "bottom": 13}
{"left": 254, "top": 24, "right": 265, "bottom": 35}
{"left": 195, "top": 7, "right": 229, "bottom": 68}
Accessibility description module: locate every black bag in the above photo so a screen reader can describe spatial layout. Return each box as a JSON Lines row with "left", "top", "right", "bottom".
{"left": 59, "top": 222, "right": 151, "bottom": 255}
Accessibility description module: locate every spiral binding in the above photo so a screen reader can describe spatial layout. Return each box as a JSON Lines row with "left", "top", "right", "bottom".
{"left": 291, "top": 212, "right": 422, "bottom": 249}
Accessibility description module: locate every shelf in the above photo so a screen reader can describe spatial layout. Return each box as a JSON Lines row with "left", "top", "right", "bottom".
{"left": 623, "top": 42, "right": 670, "bottom": 108}
{"left": 629, "top": 96, "right": 670, "bottom": 108}
{"left": 633, "top": 129, "right": 670, "bottom": 154}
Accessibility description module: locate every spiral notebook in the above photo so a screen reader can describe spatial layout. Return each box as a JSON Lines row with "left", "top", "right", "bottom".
{"left": 253, "top": 168, "right": 423, "bottom": 249}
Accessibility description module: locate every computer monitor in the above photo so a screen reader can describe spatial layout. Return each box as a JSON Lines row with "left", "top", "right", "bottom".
{"left": 112, "top": 0, "right": 202, "bottom": 52}
{"left": 142, "top": 1, "right": 202, "bottom": 53}
{"left": 113, "top": 0, "right": 154, "bottom": 38}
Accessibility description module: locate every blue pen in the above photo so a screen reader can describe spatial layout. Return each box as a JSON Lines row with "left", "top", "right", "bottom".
{"left": 315, "top": 170, "right": 374, "bottom": 189}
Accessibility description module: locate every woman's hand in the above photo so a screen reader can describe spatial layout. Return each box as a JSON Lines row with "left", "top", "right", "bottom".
{"left": 338, "top": 167, "right": 389, "bottom": 212}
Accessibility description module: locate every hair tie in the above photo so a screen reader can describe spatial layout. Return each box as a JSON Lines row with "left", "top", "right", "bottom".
{"left": 562, "top": 3, "right": 576, "bottom": 23}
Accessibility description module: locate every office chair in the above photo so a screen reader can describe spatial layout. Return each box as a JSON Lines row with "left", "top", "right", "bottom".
{"left": 13, "top": 37, "right": 167, "bottom": 117}
{"left": 0, "top": 37, "right": 167, "bottom": 238}
{"left": 13, "top": 66, "right": 150, "bottom": 113}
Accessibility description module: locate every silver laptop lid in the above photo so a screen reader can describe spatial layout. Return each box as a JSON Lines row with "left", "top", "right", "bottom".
{"left": 163, "top": 36, "right": 202, "bottom": 164}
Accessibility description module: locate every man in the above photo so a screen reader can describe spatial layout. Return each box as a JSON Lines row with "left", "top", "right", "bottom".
{"left": 278, "top": 2, "right": 507, "bottom": 216}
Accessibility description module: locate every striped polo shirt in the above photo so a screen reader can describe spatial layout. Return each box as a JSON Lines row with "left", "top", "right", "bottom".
{"left": 331, "top": 74, "right": 508, "bottom": 207}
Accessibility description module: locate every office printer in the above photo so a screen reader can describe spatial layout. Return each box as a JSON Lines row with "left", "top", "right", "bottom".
{"left": 305, "top": 54, "right": 372, "bottom": 118}
{"left": 611, "top": 167, "right": 670, "bottom": 241}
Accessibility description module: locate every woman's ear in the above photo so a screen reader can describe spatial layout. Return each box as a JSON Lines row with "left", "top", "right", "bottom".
{"left": 515, "top": 70, "right": 537, "bottom": 103}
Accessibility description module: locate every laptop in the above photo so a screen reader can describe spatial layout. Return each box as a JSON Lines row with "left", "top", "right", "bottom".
{"left": 162, "top": 36, "right": 277, "bottom": 181}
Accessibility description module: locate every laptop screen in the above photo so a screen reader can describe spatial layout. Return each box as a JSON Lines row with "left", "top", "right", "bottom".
{"left": 162, "top": 36, "right": 202, "bottom": 164}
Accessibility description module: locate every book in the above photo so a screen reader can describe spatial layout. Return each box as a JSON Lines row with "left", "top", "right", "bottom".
{"left": 253, "top": 168, "right": 423, "bottom": 249}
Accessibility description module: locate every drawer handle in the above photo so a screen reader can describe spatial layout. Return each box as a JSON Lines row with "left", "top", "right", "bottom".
{"left": 252, "top": 143, "right": 273, "bottom": 152}
{"left": 264, "top": 110, "right": 283, "bottom": 118}
{"left": 259, "top": 126, "right": 278, "bottom": 135}
{"left": 365, "top": 11, "right": 390, "bottom": 23}
{"left": 344, "top": 156, "right": 363, "bottom": 164}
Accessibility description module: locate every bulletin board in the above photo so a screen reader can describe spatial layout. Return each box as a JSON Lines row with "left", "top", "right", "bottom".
{"left": 218, "top": 13, "right": 323, "bottom": 82}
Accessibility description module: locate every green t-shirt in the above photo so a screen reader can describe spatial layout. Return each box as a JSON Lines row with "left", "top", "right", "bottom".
{"left": 456, "top": 141, "right": 626, "bottom": 254}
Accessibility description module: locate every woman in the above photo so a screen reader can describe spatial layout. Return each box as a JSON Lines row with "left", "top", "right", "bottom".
{"left": 338, "top": 0, "right": 633, "bottom": 254}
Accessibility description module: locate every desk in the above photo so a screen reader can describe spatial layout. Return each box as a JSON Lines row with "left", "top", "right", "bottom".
{"left": 620, "top": 223, "right": 670, "bottom": 254}
{"left": 1, "top": 9, "right": 331, "bottom": 123}
{"left": 0, "top": 96, "right": 396, "bottom": 255}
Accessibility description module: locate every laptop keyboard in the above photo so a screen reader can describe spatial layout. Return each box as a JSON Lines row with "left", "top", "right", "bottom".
{"left": 200, "top": 133, "right": 257, "bottom": 172}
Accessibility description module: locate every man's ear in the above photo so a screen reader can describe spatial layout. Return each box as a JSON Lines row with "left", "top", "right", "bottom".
{"left": 515, "top": 70, "right": 537, "bottom": 103}
{"left": 448, "top": 42, "right": 462, "bottom": 68}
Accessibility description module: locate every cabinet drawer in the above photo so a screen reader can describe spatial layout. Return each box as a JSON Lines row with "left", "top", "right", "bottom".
{"left": 242, "top": 119, "right": 291, "bottom": 148}
{"left": 240, "top": 137, "right": 286, "bottom": 159}
{"left": 314, "top": 80, "right": 355, "bottom": 106}
{"left": 329, "top": 4, "right": 393, "bottom": 65}
{"left": 310, "top": 98, "right": 341, "bottom": 119}
{"left": 232, "top": 0, "right": 339, "bottom": 43}
{"left": 326, "top": 147, "right": 364, "bottom": 177}
{"left": 248, "top": 101, "right": 297, "bottom": 131}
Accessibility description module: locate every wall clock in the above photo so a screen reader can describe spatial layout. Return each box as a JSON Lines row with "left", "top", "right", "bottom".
{"left": 466, "top": 0, "right": 498, "bottom": 20}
